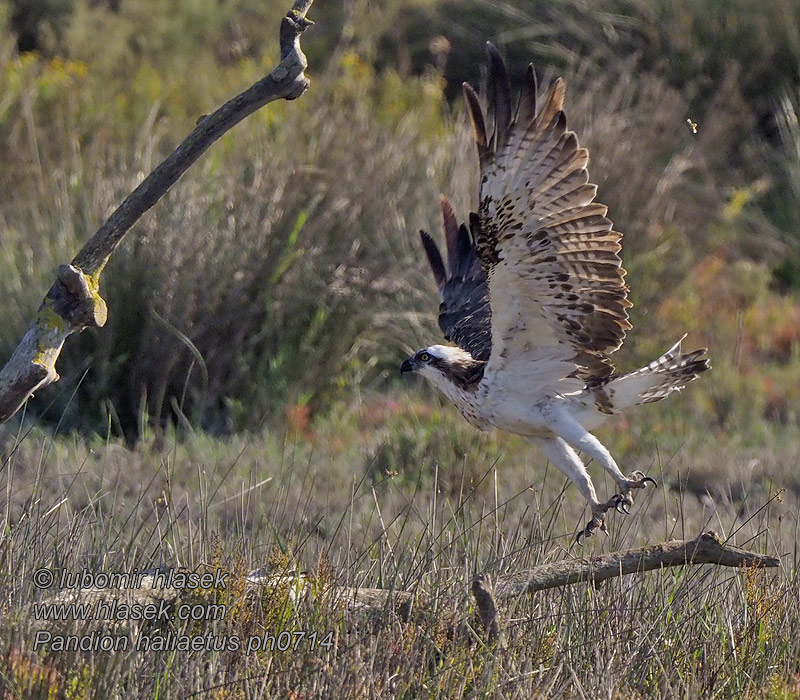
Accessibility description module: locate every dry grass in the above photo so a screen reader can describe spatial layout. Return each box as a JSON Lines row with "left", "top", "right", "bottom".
{"left": 0, "top": 402, "right": 797, "bottom": 698}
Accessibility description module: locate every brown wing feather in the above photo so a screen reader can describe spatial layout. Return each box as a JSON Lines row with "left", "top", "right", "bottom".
{"left": 466, "top": 43, "right": 631, "bottom": 384}
{"left": 515, "top": 64, "right": 538, "bottom": 126}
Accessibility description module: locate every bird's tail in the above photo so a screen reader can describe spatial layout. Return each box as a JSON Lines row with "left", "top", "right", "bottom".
{"left": 600, "top": 336, "right": 710, "bottom": 411}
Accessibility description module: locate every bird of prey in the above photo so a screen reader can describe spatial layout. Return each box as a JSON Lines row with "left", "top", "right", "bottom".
{"left": 401, "top": 44, "right": 710, "bottom": 543}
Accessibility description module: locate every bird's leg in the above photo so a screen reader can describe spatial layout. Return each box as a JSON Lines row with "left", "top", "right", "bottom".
{"left": 531, "top": 436, "right": 610, "bottom": 544}
{"left": 542, "top": 405, "right": 627, "bottom": 480}
{"left": 542, "top": 406, "right": 657, "bottom": 519}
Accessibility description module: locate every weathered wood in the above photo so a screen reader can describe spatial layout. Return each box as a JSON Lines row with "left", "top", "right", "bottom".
{"left": 471, "top": 573, "right": 503, "bottom": 645}
{"left": 322, "top": 532, "right": 779, "bottom": 624}
{"left": 32, "top": 532, "right": 779, "bottom": 636}
{"left": 334, "top": 587, "right": 423, "bottom": 621}
{"left": 490, "top": 531, "right": 780, "bottom": 601}
{"left": 0, "top": 0, "right": 315, "bottom": 424}
{"left": 319, "top": 532, "right": 779, "bottom": 619}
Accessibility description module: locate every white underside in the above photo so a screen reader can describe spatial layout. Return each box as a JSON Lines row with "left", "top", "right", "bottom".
{"left": 476, "top": 387, "right": 627, "bottom": 510}
{"left": 421, "top": 363, "right": 646, "bottom": 513}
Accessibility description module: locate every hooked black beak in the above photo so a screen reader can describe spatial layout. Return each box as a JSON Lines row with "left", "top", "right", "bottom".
{"left": 400, "top": 358, "right": 416, "bottom": 374}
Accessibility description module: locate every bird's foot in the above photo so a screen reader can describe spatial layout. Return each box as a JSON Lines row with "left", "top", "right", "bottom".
{"left": 606, "top": 471, "right": 658, "bottom": 514}
{"left": 575, "top": 508, "right": 609, "bottom": 546}
{"left": 609, "top": 492, "right": 634, "bottom": 514}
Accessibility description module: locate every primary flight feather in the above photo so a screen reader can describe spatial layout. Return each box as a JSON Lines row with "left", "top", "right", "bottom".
{"left": 402, "top": 44, "right": 710, "bottom": 542}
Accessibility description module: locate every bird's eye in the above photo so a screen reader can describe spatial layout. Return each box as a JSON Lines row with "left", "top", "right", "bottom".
{"left": 420, "top": 352, "right": 431, "bottom": 362}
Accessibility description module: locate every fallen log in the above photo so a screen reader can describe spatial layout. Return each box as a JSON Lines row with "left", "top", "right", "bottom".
{"left": 490, "top": 530, "right": 779, "bottom": 601}
{"left": 30, "top": 531, "right": 778, "bottom": 645}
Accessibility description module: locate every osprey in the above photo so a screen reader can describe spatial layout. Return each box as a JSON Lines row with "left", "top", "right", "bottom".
{"left": 401, "top": 44, "right": 710, "bottom": 543}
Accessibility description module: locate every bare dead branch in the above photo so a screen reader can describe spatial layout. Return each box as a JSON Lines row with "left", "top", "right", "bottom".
{"left": 319, "top": 532, "right": 779, "bottom": 620}
{"left": 0, "top": 0, "right": 315, "bottom": 424}
{"left": 471, "top": 573, "right": 503, "bottom": 646}
{"left": 490, "top": 531, "right": 780, "bottom": 601}
{"left": 33, "top": 532, "right": 779, "bottom": 638}
{"left": 333, "top": 586, "right": 422, "bottom": 621}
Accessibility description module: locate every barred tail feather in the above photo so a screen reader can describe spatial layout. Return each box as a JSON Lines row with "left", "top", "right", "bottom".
{"left": 603, "top": 335, "right": 710, "bottom": 411}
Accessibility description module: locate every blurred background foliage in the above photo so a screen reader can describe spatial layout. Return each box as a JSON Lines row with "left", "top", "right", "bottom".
{"left": 0, "top": 0, "right": 799, "bottom": 443}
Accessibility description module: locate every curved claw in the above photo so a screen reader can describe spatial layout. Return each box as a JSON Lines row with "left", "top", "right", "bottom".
{"left": 575, "top": 515, "right": 606, "bottom": 545}
{"left": 628, "top": 471, "right": 658, "bottom": 489}
{"left": 575, "top": 522, "right": 594, "bottom": 546}
{"left": 612, "top": 494, "right": 631, "bottom": 514}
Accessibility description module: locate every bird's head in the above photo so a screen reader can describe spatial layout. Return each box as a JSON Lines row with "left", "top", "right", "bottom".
{"left": 400, "top": 345, "right": 484, "bottom": 393}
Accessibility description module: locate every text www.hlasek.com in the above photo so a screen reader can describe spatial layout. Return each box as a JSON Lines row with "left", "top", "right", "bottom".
{"left": 32, "top": 567, "right": 334, "bottom": 653}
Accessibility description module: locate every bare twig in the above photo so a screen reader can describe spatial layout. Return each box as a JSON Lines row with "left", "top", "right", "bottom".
{"left": 0, "top": 0, "right": 315, "bottom": 423}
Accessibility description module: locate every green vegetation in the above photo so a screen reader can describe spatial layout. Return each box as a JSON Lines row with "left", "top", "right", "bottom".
{"left": 1, "top": 0, "right": 798, "bottom": 439}
{"left": 1, "top": 0, "right": 800, "bottom": 697}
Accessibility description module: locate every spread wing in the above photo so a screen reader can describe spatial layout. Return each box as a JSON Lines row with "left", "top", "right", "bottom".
{"left": 464, "top": 43, "right": 632, "bottom": 393}
{"left": 419, "top": 197, "right": 492, "bottom": 362}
